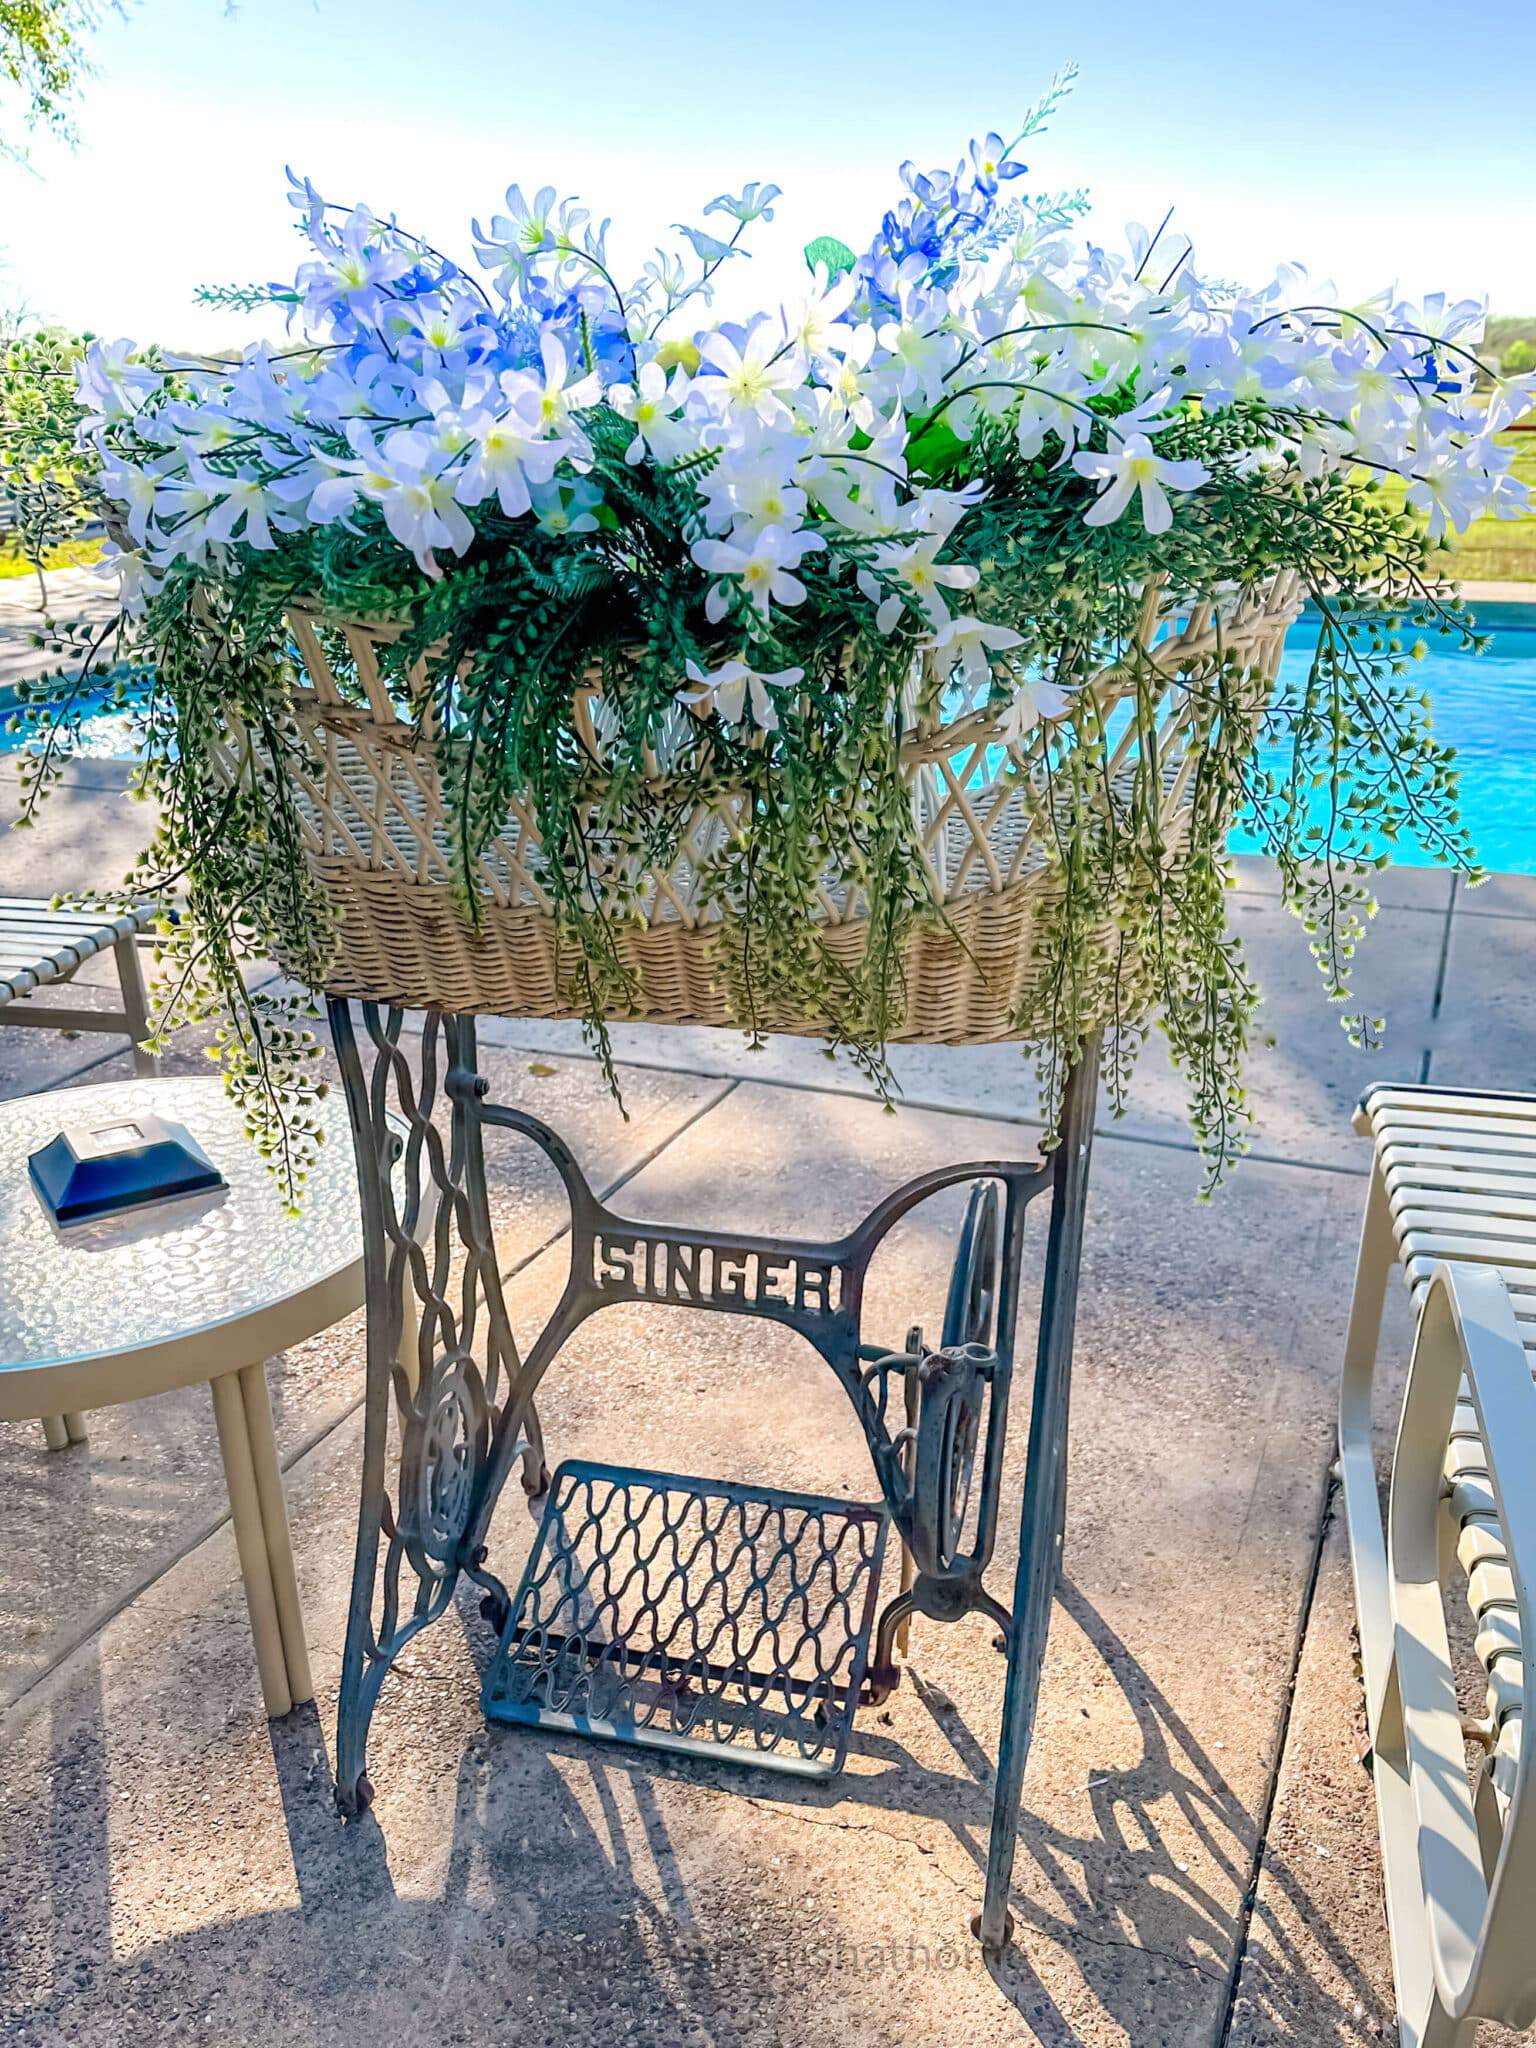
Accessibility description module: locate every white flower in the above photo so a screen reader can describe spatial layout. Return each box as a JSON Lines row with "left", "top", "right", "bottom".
{"left": 195, "top": 466, "right": 280, "bottom": 551}
{"left": 874, "top": 280, "right": 960, "bottom": 411}
{"left": 865, "top": 532, "right": 979, "bottom": 631}
{"left": 682, "top": 657, "right": 802, "bottom": 730}
{"left": 925, "top": 614, "right": 1025, "bottom": 701}
{"left": 703, "top": 182, "right": 782, "bottom": 225}
{"left": 692, "top": 320, "right": 803, "bottom": 428}
{"left": 308, "top": 427, "right": 475, "bottom": 572}
{"left": 781, "top": 266, "right": 858, "bottom": 366}
{"left": 379, "top": 459, "right": 476, "bottom": 570}
{"left": 1072, "top": 434, "right": 1210, "bottom": 534}
{"left": 98, "top": 454, "right": 161, "bottom": 547}
{"left": 143, "top": 472, "right": 217, "bottom": 564}
{"left": 1293, "top": 418, "right": 1354, "bottom": 481}
{"left": 691, "top": 522, "right": 826, "bottom": 622}
{"left": 608, "top": 360, "right": 695, "bottom": 466}
{"left": 455, "top": 384, "right": 569, "bottom": 519}
{"left": 820, "top": 323, "right": 881, "bottom": 433}
{"left": 296, "top": 206, "right": 414, "bottom": 328}
{"left": 400, "top": 292, "right": 493, "bottom": 363}
{"left": 523, "top": 331, "right": 601, "bottom": 449}
{"left": 804, "top": 415, "right": 908, "bottom": 537}
{"left": 530, "top": 477, "right": 603, "bottom": 536}
{"left": 97, "top": 539, "right": 161, "bottom": 615}
{"left": 1482, "top": 377, "right": 1536, "bottom": 437}
{"left": 1403, "top": 434, "right": 1501, "bottom": 542}
{"left": 1396, "top": 290, "right": 1486, "bottom": 345}
{"left": 472, "top": 183, "right": 558, "bottom": 288}
{"left": 907, "top": 482, "right": 987, "bottom": 541}
{"left": 696, "top": 437, "right": 807, "bottom": 536}
{"left": 997, "top": 675, "right": 1072, "bottom": 743}
{"left": 77, "top": 339, "right": 161, "bottom": 427}
{"left": 1013, "top": 359, "right": 1100, "bottom": 462}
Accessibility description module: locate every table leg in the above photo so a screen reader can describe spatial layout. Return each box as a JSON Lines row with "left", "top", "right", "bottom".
{"left": 64, "top": 1412, "right": 88, "bottom": 1443}
{"left": 237, "top": 1361, "right": 313, "bottom": 1706}
{"left": 210, "top": 1371, "right": 292, "bottom": 1719}
{"left": 40, "top": 1414, "right": 69, "bottom": 1452}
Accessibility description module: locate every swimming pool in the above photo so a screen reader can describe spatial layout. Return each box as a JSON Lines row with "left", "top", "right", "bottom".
{"left": 4, "top": 599, "right": 1535, "bottom": 868}
{"left": 1227, "top": 599, "right": 1536, "bottom": 873}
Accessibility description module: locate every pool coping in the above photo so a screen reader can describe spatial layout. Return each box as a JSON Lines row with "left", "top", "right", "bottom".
{"left": 1459, "top": 579, "right": 1536, "bottom": 605}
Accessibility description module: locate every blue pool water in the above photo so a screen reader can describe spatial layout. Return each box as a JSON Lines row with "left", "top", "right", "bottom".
{"left": 4, "top": 600, "right": 1535, "bottom": 867}
{"left": 1227, "top": 600, "right": 1536, "bottom": 873}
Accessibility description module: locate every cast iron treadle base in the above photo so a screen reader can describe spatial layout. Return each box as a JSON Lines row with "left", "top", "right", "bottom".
{"left": 481, "top": 1459, "right": 890, "bottom": 1778}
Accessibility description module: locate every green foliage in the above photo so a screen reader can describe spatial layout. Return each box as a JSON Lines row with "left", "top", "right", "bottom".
{"left": 803, "top": 236, "right": 857, "bottom": 281}
{"left": 0, "top": 325, "right": 95, "bottom": 579}
{"left": 6, "top": 378, "right": 1484, "bottom": 1205}
{"left": 0, "top": 0, "right": 104, "bottom": 156}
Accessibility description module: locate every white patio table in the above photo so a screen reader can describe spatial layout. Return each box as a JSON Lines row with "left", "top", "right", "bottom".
{"left": 0, "top": 1074, "right": 385, "bottom": 1719}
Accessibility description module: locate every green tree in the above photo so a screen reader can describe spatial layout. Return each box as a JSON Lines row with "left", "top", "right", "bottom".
{"left": 0, "top": 325, "right": 95, "bottom": 597}
{"left": 1, "top": 0, "right": 105, "bottom": 159}
{"left": 1501, "top": 338, "right": 1536, "bottom": 377}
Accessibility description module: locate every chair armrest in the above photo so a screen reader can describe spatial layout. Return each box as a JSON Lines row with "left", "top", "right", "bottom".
{"left": 1388, "top": 1260, "right": 1536, "bottom": 2028}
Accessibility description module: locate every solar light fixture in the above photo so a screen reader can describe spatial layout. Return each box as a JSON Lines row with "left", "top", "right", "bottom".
{"left": 28, "top": 1113, "right": 226, "bottom": 1226}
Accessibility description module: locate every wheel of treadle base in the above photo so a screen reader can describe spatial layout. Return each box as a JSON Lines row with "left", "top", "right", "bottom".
{"left": 943, "top": 1179, "right": 999, "bottom": 1350}
{"left": 912, "top": 1182, "right": 1000, "bottom": 1573}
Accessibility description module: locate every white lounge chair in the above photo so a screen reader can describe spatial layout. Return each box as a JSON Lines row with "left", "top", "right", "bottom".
{"left": 0, "top": 896, "right": 157, "bottom": 1075}
{"left": 1, "top": 895, "right": 158, "bottom": 1448}
{"left": 1341, "top": 1084, "right": 1536, "bottom": 2047}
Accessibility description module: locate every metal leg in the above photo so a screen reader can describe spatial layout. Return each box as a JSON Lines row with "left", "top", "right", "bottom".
{"left": 210, "top": 1370, "right": 292, "bottom": 1719}
{"left": 1339, "top": 1156, "right": 1398, "bottom": 1741}
{"left": 978, "top": 1035, "right": 1101, "bottom": 1951}
{"left": 332, "top": 1001, "right": 530, "bottom": 1814}
{"left": 238, "top": 1361, "right": 312, "bottom": 1706}
{"left": 895, "top": 1363, "right": 920, "bottom": 1658}
{"left": 40, "top": 1413, "right": 70, "bottom": 1451}
{"left": 113, "top": 931, "right": 156, "bottom": 1076}
{"left": 63, "top": 1412, "right": 88, "bottom": 1443}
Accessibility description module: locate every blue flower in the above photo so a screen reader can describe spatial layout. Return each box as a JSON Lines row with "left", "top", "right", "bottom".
{"left": 704, "top": 183, "right": 782, "bottom": 225}
{"left": 970, "top": 133, "right": 1027, "bottom": 198}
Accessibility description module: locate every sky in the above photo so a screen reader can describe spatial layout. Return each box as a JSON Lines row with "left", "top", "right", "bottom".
{"left": 1, "top": 0, "right": 1533, "bottom": 350}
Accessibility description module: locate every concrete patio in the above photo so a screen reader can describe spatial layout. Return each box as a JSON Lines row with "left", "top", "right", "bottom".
{"left": 3, "top": 651, "right": 1534, "bottom": 2044}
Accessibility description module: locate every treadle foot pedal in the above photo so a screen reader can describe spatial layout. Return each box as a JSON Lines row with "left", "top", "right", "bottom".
{"left": 481, "top": 1459, "right": 890, "bottom": 1778}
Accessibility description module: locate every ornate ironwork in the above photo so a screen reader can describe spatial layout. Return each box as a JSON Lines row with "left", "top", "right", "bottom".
{"left": 483, "top": 1461, "right": 889, "bottom": 1776}
{"left": 330, "top": 995, "right": 1100, "bottom": 1949}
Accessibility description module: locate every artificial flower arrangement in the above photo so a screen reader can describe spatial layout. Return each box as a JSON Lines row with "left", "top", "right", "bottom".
{"left": 11, "top": 70, "right": 1532, "bottom": 1201}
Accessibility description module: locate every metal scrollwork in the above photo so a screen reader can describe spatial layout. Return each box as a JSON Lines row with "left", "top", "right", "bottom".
{"left": 329, "top": 993, "right": 1101, "bottom": 1952}
{"left": 399, "top": 1352, "right": 488, "bottom": 1568}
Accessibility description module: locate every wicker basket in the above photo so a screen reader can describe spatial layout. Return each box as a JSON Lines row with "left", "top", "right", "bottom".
{"left": 259, "top": 573, "right": 1302, "bottom": 1038}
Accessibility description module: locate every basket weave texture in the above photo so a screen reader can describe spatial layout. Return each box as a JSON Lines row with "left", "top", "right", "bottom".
{"left": 265, "top": 574, "right": 1302, "bottom": 1039}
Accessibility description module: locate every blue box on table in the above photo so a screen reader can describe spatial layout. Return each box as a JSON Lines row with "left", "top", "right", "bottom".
{"left": 28, "top": 1113, "right": 225, "bottom": 1225}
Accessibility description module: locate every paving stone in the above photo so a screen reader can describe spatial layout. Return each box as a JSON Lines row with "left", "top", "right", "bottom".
{"left": 1457, "top": 870, "right": 1536, "bottom": 920}
{"left": 0, "top": 759, "right": 156, "bottom": 900}
{"left": 0, "top": 1088, "right": 1360, "bottom": 2047}
{"left": 1426, "top": 909, "right": 1536, "bottom": 1092}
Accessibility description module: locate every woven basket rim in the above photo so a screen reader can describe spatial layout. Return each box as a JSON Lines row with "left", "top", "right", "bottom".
{"left": 284, "top": 570, "right": 1305, "bottom": 776}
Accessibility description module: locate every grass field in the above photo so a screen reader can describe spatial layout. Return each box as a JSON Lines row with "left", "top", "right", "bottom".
{"left": 0, "top": 537, "right": 105, "bottom": 579}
